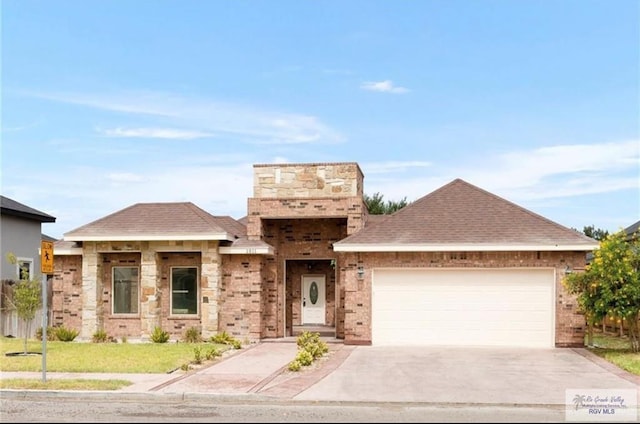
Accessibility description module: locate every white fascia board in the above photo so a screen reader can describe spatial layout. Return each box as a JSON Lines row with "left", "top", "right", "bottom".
{"left": 333, "top": 243, "right": 599, "bottom": 252}
{"left": 63, "top": 233, "right": 232, "bottom": 242}
{"left": 219, "top": 246, "right": 274, "bottom": 255}
{"left": 52, "top": 247, "right": 84, "bottom": 255}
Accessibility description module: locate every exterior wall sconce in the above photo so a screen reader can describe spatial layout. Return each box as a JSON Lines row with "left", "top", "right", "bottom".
{"left": 357, "top": 266, "right": 365, "bottom": 279}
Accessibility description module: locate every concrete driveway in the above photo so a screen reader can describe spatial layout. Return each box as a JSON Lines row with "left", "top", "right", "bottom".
{"left": 291, "top": 345, "right": 639, "bottom": 405}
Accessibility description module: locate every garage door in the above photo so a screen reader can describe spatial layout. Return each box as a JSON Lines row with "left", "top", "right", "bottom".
{"left": 372, "top": 268, "right": 555, "bottom": 348}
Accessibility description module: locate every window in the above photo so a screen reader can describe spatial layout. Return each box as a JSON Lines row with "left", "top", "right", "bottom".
{"left": 16, "top": 258, "right": 33, "bottom": 281}
{"left": 112, "top": 267, "right": 139, "bottom": 314}
{"left": 171, "top": 267, "right": 198, "bottom": 315}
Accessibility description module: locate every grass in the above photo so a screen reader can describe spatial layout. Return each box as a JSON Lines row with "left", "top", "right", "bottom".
{"left": 587, "top": 332, "right": 640, "bottom": 376}
{"left": 0, "top": 378, "right": 132, "bottom": 390}
{"left": 0, "top": 336, "right": 235, "bottom": 390}
{"left": 0, "top": 337, "right": 231, "bottom": 373}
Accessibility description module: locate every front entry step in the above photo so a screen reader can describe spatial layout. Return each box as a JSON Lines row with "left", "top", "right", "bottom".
{"left": 292, "top": 325, "right": 335, "bottom": 337}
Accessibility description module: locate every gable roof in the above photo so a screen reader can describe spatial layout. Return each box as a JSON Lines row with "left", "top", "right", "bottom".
{"left": 334, "top": 178, "right": 598, "bottom": 252}
{"left": 0, "top": 195, "right": 56, "bottom": 223}
{"left": 625, "top": 220, "right": 640, "bottom": 241}
{"left": 63, "top": 202, "right": 245, "bottom": 242}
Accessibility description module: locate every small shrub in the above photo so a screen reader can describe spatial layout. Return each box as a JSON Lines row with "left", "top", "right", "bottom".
{"left": 92, "top": 329, "right": 109, "bottom": 343}
{"left": 205, "top": 346, "right": 221, "bottom": 360}
{"left": 54, "top": 326, "right": 79, "bottom": 342}
{"left": 35, "top": 326, "right": 57, "bottom": 341}
{"left": 150, "top": 326, "right": 170, "bottom": 343}
{"left": 210, "top": 331, "right": 242, "bottom": 349}
{"left": 121, "top": 335, "right": 128, "bottom": 343}
{"left": 295, "top": 349, "right": 314, "bottom": 366}
{"left": 193, "top": 346, "right": 203, "bottom": 364}
{"left": 288, "top": 360, "right": 302, "bottom": 372}
{"left": 180, "top": 362, "right": 191, "bottom": 371}
{"left": 183, "top": 326, "right": 202, "bottom": 343}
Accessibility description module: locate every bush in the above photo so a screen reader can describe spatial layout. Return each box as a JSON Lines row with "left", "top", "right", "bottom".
{"left": 92, "top": 329, "right": 109, "bottom": 343}
{"left": 205, "top": 346, "right": 221, "bottom": 360}
{"left": 150, "top": 326, "right": 170, "bottom": 343}
{"left": 183, "top": 326, "right": 202, "bottom": 343}
{"left": 35, "top": 326, "right": 57, "bottom": 341}
{"left": 210, "top": 331, "right": 242, "bottom": 349}
{"left": 193, "top": 346, "right": 203, "bottom": 364}
{"left": 287, "top": 331, "right": 329, "bottom": 372}
{"left": 54, "top": 326, "right": 79, "bottom": 342}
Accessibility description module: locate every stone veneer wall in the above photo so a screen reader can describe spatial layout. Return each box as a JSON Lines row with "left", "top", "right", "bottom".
{"left": 339, "top": 250, "right": 588, "bottom": 347}
{"left": 76, "top": 240, "right": 221, "bottom": 341}
{"left": 51, "top": 255, "right": 83, "bottom": 332}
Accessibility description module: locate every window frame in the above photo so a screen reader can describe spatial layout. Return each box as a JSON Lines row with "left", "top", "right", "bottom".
{"left": 170, "top": 266, "right": 199, "bottom": 316}
{"left": 111, "top": 266, "right": 140, "bottom": 315}
{"left": 16, "top": 257, "right": 33, "bottom": 281}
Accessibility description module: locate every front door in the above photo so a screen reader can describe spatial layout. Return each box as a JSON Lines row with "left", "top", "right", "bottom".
{"left": 302, "top": 275, "right": 325, "bottom": 324}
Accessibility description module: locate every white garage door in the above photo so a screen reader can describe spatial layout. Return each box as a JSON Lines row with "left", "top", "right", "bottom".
{"left": 372, "top": 268, "right": 555, "bottom": 348}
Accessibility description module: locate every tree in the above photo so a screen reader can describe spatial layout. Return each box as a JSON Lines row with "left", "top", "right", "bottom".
{"left": 582, "top": 225, "right": 610, "bottom": 241}
{"left": 364, "top": 192, "right": 409, "bottom": 215}
{"left": 563, "top": 230, "right": 640, "bottom": 352}
{"left": 5, "top": 252, "right": 42, "bottom": 354}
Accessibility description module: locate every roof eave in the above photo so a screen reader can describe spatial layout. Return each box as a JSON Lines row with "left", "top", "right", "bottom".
{"left": 219, "top": 246, "right": 275, "bottom": 255}
{"left": 63, "top": 233, "right": 233, "bottom": 242}
{"left": 333, "top": 243, "right": 600, "bottom": 252}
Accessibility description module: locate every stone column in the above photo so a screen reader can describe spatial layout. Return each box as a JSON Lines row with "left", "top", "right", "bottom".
{"left": 80, "top": 243, "right": 99, "bottom": 340}
{"left": 201, "top": 241, "right": 220, "bottom": 338}
{"left": 140, "top": 246, "right": 160, "bottom": 338}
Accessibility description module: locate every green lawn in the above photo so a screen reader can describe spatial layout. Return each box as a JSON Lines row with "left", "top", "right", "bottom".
{"left": 587, "top": 333, "right": 640, "bottom": 376}
{"left": 0, "top": 337, "right": 233, "bottom": 373}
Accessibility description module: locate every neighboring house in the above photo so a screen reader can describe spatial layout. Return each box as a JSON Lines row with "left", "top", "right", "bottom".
{"left": 0, "top": 195, "right": 57, "bottom": 336}
{"left": 624, "top": 220, "right": 640, "bottom": 241}
{"left": 52, "top": 162, "right": 598, "bottom": 348}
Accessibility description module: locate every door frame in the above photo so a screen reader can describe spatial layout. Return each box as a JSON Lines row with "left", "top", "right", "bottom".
{"left": 301, "top": 274, "right": 326, "bottom": 325}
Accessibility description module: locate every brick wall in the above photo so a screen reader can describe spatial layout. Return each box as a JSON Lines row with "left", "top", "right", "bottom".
{"left": 339, "top": 250, "right": 588, "bottom": 347}
{"left": 52, "top": 255, "right": 83, "bottom": 332}
{"left": 157, "top": 252, "right": 201, "bottom": 339}
{"left": 219, "top": 254, "right": 264, "bottom": 342}
{"left": 101, "top": 252, "right": 143, "bottom": 339}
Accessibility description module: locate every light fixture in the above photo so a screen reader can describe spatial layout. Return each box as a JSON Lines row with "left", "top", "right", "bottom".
{"left": 357, "top": 266, "right": 365, "bottom": 279}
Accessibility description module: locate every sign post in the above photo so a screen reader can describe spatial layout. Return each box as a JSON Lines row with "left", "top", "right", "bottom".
{"left": 40, "top": 241, "right": 53, "bottom": 382}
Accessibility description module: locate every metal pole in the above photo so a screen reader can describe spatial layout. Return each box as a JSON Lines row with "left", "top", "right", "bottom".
{"left": 41, "top": 274, "right": 47, "bottom": 382}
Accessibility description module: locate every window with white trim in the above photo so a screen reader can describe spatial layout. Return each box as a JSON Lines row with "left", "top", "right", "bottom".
{"left": 112, "top": 267, "right": 139, "bottom": 314}
{"left": 171, "top": 267, "right": 198, "bottom": 315}
{"left": 16, "top": 258, "right": 33, "bottom": 281}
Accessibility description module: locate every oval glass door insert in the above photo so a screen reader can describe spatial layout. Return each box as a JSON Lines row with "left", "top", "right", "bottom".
{"left": 309, "top": 281, "right": 318, "bottom": 305}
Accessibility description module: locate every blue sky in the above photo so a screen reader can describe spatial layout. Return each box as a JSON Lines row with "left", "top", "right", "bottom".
{"left": 2, "top": 0, "right": 639, "bottom": 240}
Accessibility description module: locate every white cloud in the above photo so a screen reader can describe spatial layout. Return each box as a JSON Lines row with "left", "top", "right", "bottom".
{"left": 99, "top": 127, "right": 214, "bottom": 140}
{"left": 28, "top": 90, "right": 345, "bottom": 145}
{"left": 361, "top": 80, "right": 409, "bottom": 94}
{"left": 360, "top": 161, "right": 432, "bottom": 174}
{"left": 362, "top": 139, "right": 640, "bottom": 205}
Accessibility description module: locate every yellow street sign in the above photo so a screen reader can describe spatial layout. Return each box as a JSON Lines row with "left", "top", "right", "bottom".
{"left": 41, "top": 241, "right": 54, "bottom": 274}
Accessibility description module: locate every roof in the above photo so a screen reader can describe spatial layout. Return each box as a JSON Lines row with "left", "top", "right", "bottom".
{"left": 0, "top": 196, "right": 56, "bottom": 223}
{"left": 63, "top": 202, "right": 245, "bottom": 242}
{"left": 624, "top": 220, "right": 640, "bottom": 237}
{"left": 334, "top": 178, "right": 599, "bottom": 252}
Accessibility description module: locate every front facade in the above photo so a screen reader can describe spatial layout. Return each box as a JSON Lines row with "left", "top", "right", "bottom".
{"left": 53, "top": 162, "right": 598, "bottom": 347}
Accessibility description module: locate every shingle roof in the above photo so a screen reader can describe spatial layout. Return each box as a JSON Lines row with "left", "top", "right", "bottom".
{"left": 624, "top": 220, "right": 640, "bottom": 237}
{"left": 334, "top": 178, "right": 598, "bottom": 252}
{"left": 63, "top": 202, "right": 244, "bottom": 242}
{"left": 0, "top": 195, "right": 56, "bottom": 223}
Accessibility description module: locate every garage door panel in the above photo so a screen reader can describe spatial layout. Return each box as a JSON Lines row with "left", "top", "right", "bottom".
{"left": 372, "top": 268, "right": 554, "bottom": 348}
